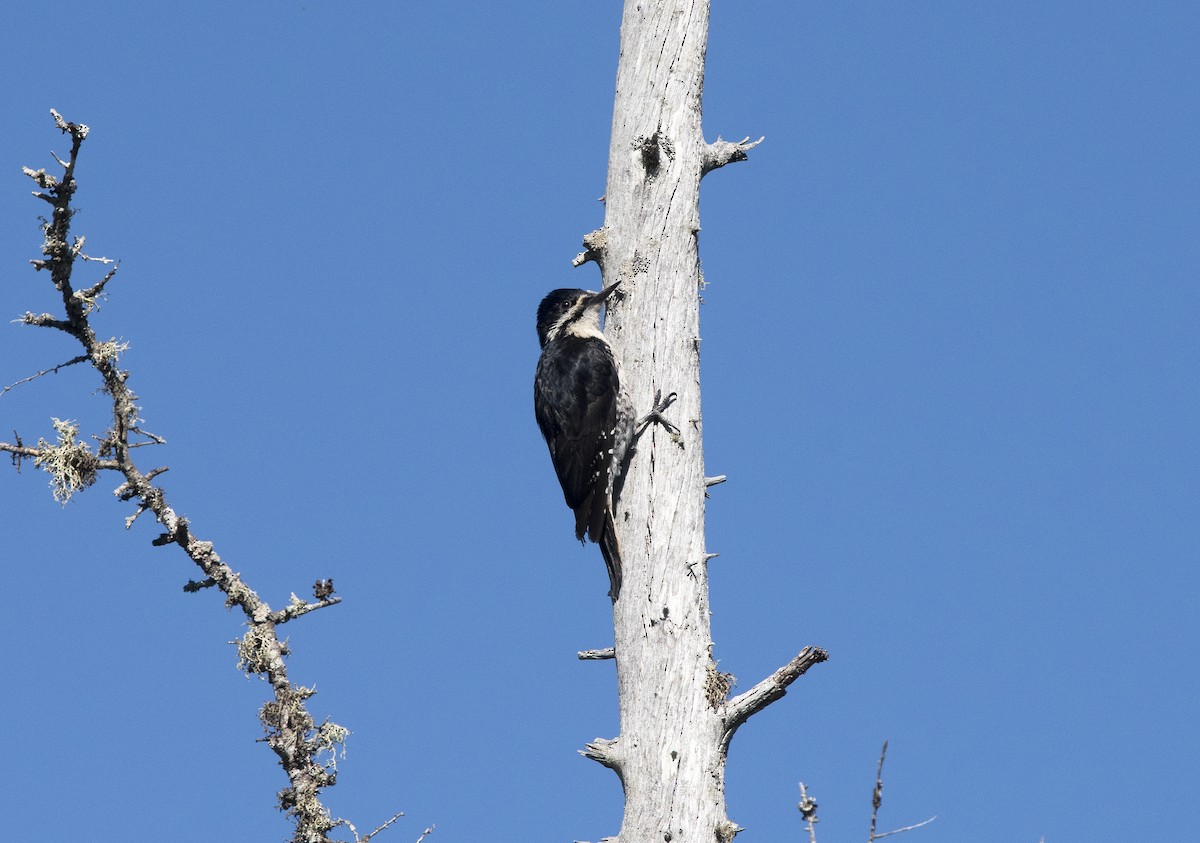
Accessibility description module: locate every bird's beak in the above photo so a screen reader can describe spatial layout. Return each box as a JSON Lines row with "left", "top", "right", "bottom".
{"left": 590, "top": 281, "right": 621, "bottom": 305}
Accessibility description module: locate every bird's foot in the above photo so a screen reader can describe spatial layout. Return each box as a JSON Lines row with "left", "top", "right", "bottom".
{"left": 637, "top": 389, "right": 681, "bottom": 444}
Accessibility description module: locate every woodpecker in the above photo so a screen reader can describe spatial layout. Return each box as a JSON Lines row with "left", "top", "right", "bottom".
{"left": 533, "top": 283, "right": 635, "bottom": 558}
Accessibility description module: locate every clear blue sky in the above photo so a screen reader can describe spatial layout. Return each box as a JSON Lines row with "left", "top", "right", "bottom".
{"left": 2, "top": 2, "right": 1196, "bottom": 841}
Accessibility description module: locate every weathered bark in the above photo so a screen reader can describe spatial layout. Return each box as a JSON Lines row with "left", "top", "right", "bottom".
{"left": 576, "top": 4, "right": 826, "bottom": 841}
{"left": 601, "top": 3, "right": 726, "bottom": 840}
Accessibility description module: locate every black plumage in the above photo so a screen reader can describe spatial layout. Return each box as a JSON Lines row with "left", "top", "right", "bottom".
{"left": 533, "top": 286, "right": 633, "bottom": 545}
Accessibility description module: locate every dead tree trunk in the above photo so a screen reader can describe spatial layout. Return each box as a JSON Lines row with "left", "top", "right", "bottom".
{"left": 575, "top": 3, "right": 827, "bottom": 841}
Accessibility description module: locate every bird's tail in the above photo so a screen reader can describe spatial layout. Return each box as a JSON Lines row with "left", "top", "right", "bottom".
{"left": 599, "top": 510, "right": 622, "bottom": 601}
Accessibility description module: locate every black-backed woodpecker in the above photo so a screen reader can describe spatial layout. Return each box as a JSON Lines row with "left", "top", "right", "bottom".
{"left": 533, "top": 283, "right": 635, "bottom": 550}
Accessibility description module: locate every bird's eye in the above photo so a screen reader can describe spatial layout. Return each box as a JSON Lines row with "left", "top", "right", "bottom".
{"left": 561, "top": 301, "right": 572, "bottom": 311}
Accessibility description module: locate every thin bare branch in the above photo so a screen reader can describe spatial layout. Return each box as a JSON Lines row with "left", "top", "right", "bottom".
{"left": 873, "top": 817, "right": 937, "bottom": 840}
{"left": 129, "top": 427, "right": 166, "bottom": 446}
{"left": 124, "top": 502, "right": 150, "bottom": 529}
{"left": 78, "top": 250, "right": 115, "bottom": 265}
{"left": 0, "top": 356, "right": 94, "bottom": 396}
{"left": 330, "top": 810, "right": 418, "bottom": 843}
{"left": 868, "top": 740, "right": 935, "bottom": 841}
{"left": 720, "top": 646, "right": 829, "bottom": 753}
{"left": 80, "top": 261, "right": 120, "bottom": 300}
{"left": 1, "top": 440, "right": 42, "bottom": 464}
{"left": 358, "top": 812, "right": 407, "bottom": 843}
{"left": 183, "top": 577, "right": 218, "bottom": 593}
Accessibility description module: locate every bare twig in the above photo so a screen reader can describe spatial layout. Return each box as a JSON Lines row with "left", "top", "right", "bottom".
{"left": 333, "top": 810, "right": 420, "bottom": 843}
{"left": 79, "top": 261, "right": 119, "bottom": 302}
{"left": 183, "top": 578, "right": 218, "bottom": 593}
{"left": 0, "top": 355, "right": 89, "bottom": 396}
{"left": 124, "top": 502, "right": 150, "bottom": 529}
{"left": 873, "top": 817, "right": 937, "bottom": 840}
{"left": 360, "top": 812, "right": 407, "bottom": 842}
{"left": 78, "top": 249, "right": 115, "bottom": 265}
{"left": 1, "top": 438, "right": 42, "bottom": 468}
{"left": 130, "top": 426, "right": 165, "bottom": 442}
{"left": 868, "top": 741, "right": 936, "bottom": 841}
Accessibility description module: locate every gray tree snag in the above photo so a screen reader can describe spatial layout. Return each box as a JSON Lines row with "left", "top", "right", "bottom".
{"left": 1, "top": 112, "right": 414, "bottom": 843}
{"left": 574, "top": 3, "right": 827, "bottom": 842}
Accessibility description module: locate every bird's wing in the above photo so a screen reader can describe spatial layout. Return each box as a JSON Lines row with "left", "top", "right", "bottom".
{"left": 534, "top": 337, "right": 619, "bottom": 512}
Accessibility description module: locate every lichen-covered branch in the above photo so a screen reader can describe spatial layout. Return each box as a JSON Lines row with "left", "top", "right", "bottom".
{"left": 798, "top": 782, "right": 819, "bottom": 843}
{"left": 0, "top": 110, "right": 386, "bottom": 843}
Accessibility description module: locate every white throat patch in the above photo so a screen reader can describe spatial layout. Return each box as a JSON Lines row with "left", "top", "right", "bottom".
{"left": 551, "top": 299, "right": 606, "bottom": 342}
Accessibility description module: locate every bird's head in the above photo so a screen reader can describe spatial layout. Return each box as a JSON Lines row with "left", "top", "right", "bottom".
{"left": 536, "top": 282, "right": 620, "bottom": 347}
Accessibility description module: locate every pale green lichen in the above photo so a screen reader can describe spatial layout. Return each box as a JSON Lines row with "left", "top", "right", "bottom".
{"left": 313, "top": 720, "right": 349, "bottom": 773}
{"left": 91, "top": 338, "right": 128, "bottom": 364}
{"left": 34, "top": 418, "right": 98, "bottom": 504}
{"left": 237, "top": 624, "right": 279, "bottom": 676}
{"left": 716, "top": 818, "right": 744, "bottom": 843}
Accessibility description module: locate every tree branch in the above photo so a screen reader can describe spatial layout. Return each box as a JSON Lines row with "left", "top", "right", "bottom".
{"left": 577, "top": 647, "right": 616, "bottom": 660}
{"left": 580, "top": 737, "right": 620, "bottom": 770}
{"left": 572, "top": 227, "right": 608, "bottom": 268}
{"left": 0, "top": 355, "right": 89, "bottom": 397}
{"left": 868, "top": 740, "right": 887, "bottom": 840}
{"left": 868, "top": 740, "right": 936, "bottom": 841}
{"left": 720, "top": 646, "right": 829, "bottom": 753}
{"left": 269, "top": 594, "right": 344, "bottom": 625}
{"left": 19, "top": 311, "right": 79, "bottom": 334}
{"left": 873, "top": 817, "right": 937, "bottom": 840}
{"left": 4, "top": 110, "right": 390, "bottom": 843}
{"left": 332, "top": 811, "right": 429, "bottom": 843}
{"left": 701, "top": 135, "right": 764, "bottom": 176}
{"left": 798, "top": 782, "right": 819, "bottom": 843}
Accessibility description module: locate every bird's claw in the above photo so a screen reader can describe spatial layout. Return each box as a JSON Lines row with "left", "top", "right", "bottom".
{"left": 638, "top": 389, "right": 681, "bottom": 444}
